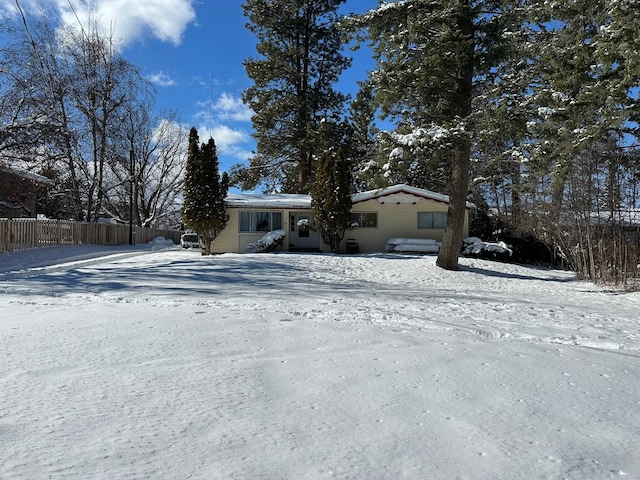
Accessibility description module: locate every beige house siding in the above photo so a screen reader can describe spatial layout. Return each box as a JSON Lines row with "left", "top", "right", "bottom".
{"left": 211, "top": 209, "right": 240, "bottom": 253}
{"left": 346, "top": 196, "right": 469, "bottom": 253}
{"left": 212, "top": 208, "right": 288, "bottom": 254}
{"left": 208, "top": 185, "right": 472, "bottom": 254}
{"left": 212, "top": 207, "right": 319, "bottom": 253}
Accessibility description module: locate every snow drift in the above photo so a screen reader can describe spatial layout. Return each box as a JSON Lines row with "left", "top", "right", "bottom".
{"left": 1, "top": 246, "right": 639, "bottom": 479}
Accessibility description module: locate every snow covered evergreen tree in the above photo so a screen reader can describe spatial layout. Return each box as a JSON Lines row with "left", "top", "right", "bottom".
{"left": 347, "top": 81, "right": 383, "bottom": 191}
{"left": 345, "top": 0, "right": 522, "bottom": 270}
{"left": 236, "top": 0, "right": 351, "bottom": 193}
{"left": 517, "top": 0, "right": 640, "bottom": 275}
{"left": 460, "top": 0, "right": 639, "bottom": 272}
{"left": 523, "top": 0, "right": 639, "bottom": 210}
{"left": 181, "top": 128, "right": 229, "bottom": 255}
{"left": 311, "top": 149, "right": 352, "bottom": 253}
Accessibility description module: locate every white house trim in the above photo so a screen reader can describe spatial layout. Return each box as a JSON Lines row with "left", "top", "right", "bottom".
{"left": 209, "top": 184, "right": 473, "bottom": 254}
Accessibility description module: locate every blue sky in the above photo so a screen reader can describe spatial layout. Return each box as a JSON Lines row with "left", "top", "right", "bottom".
{"left": 1, "top": 0, "right": 379, "bottom": 186}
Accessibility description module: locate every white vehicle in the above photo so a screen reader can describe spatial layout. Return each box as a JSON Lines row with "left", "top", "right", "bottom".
{"left": 180, "top": 233, "right": 200, "bottom": 249}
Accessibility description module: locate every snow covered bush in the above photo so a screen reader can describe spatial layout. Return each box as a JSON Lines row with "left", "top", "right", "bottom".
{"left": 462, "top": 237, "right": 513, "bottom": 260}
{"left": 246, "top": 229, "right": 286, "bottom": 253}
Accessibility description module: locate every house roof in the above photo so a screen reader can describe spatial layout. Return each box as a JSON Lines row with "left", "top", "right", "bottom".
{"left": 351, "top": 184, "right": 475, "bottom": 209}
{"left": 226, "top": 192, "right": 312, "bottom": 209}
{"left": 0, "top": 164, "right": 54, "bottom": 186}
{"left": 590, "top": 210, "right": 640, "bottom": 228}
{"left": 226, "top": 184, "right": 475, "bottom": 209}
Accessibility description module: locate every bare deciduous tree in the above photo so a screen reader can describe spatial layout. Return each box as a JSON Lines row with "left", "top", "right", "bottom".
{"left": 1, "top": 3, "right": 183, "bottom": 226}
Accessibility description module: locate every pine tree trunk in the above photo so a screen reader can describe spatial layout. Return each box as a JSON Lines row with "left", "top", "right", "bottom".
{"left": 436, "top": 3, "right": 474, "bottom": 271}
{"left": 437, "top": 139, "right": 471, "bottom": 270}
{"left": 510, "top": 140, "right": 522, "bottom": 232}
{"left": 331, "top": 233, "right": 344, "bottom": 254}
{"left": 201, "top": 233, "right": 212, "bottom": 255}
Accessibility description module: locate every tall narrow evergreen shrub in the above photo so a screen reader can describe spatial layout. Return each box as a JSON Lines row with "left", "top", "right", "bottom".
{"left": 181, "top": 127, "right": 229, "bottom": 255}
{"left": 312, "top": 149, "right": 352, "bottom": 253}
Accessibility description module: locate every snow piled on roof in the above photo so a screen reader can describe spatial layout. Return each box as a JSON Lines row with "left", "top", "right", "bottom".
{"left": 0, "top": 164, "right": 54, "bottom": 185}
{"left": 226, "top": 193, "right": 311, "bottom": 209}
{"left": 225, "top": 185, "right": 475, "bottom": 209}
{"left": 352, "top": 184, "right": 449, "bottom": 204}
{"left": 352, "top": 184, "right": 475, "bottom": 208}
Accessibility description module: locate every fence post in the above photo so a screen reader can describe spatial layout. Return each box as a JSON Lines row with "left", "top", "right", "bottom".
{"left": 1, "top": 219, "right": 9, "bottom": 252}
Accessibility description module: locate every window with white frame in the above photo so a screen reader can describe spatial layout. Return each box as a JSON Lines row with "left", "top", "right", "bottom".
{"left": 239, "top": 211, "right": 282, "bottom": 232}
{"left": 417, "top": 212, "right": 447, "bottom": 229}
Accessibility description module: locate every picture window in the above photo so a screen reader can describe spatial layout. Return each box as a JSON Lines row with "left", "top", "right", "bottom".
{"left": 239, "top": 211, "right": 282, "bottom": 232}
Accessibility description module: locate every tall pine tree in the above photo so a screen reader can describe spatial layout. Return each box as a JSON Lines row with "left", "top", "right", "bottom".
{"left": 236, "top": 0, "right": 351, "bottom": 193}
{"left": 181, "top": 128, "right": 229, "bottom": 255}
{"left": 347, "top": 81, "right": 383, "bottom": 191}
{"left": 522, "top": 0, "right": 639, "bottom": 212}
{"left": 345, "top": 0, "right": 523, "bottom": 270}
{"left": 516, "top": 0, "right": 640, "bottom": 273}
{"left": 311, "top": 148, "right": 352, "bottom": 253}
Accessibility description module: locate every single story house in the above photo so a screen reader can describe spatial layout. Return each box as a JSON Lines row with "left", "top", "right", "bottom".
{"left": 210, "top": 184, "right": 474, "bottom": 254}
{"left": 0, "top": 165, "right": 53, "bottom": 219}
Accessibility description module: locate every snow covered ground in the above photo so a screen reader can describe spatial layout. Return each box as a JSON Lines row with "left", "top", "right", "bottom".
{"left": 1, "top": 244, "right": 639, "bottom": 479}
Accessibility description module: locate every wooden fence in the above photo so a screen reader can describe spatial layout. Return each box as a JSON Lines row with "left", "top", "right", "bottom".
{"left": 0, "top": 218, "right": 183, "bottom": 253}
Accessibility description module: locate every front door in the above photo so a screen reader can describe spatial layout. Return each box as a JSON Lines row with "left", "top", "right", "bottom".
{"left": 290, "top": 213, "right": 320, "bottom": 250}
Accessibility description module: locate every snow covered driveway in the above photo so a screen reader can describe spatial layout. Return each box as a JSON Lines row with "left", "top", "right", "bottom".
{"left": 1, "top": 247, "right": 639, "bottom": 479}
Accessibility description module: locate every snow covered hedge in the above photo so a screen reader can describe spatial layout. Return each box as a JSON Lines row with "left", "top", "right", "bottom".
{"left": 462, "top": 237, "right": 512, "bottom": 260}
{"left": 246, "top": 229, "right": 286, "bottom": 253}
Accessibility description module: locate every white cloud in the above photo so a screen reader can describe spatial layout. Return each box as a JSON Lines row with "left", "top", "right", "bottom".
{"left": 0, "top": 1, "right": 16, "bottom": 15}
{"left": 227, "top": 147, "right": 253, "bottom": 161}
{"left": 147, "top": 71, "right": 177, "bottom": 87}
{"left": 191, "top": 93, "right": 253, "bottom": 161}
{"left": 213, "top": 93, "right": 253, "bottom": 122}
{"left": 211, "top": 125, "right": 250, "bottom": 151}
{"left": 3, "top": 0, "right": 196, "bottom": 47}
{"left": 197, "top": 124, "right": 250, "bottom": 158}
